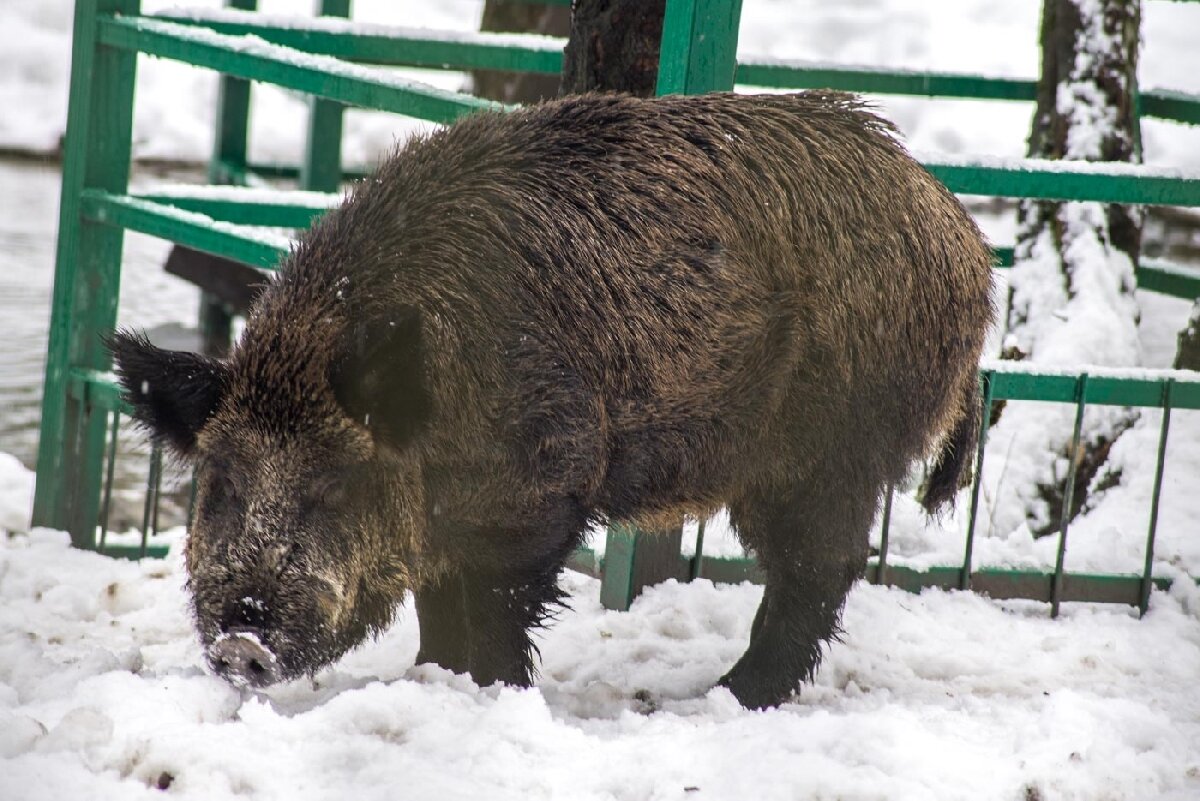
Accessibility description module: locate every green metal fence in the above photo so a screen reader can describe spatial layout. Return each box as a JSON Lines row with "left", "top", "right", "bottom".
{"left": 33, "top": 0, "right": 1200, "bottom": 617}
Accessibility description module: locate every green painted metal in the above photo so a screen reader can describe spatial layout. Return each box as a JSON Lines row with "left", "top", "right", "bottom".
{"left": 1140, "top": 89, "right": 1200, "bottom": 126}
{"left": 1051, "top": 375, "right": 1089, "bottom": 618}
{"left": 81, "top": 191, "right": 288, "bottom": 268}
{"left": 99, "top": 542, "right": 173, "bottom": 560}
{"left": 925, "top": 158, "right": 1200, "bottom": 207}
{"left": 68, "top": 370, "right": 125, "bottom": 412}
{"left": 136, "top": 190, "right": 337, "bottom": 229}
{"left": 732, "top": 61, "right": 1198, "bottom": 127}
{"left": 154, "top": 13, "right": 1200, "bottom": 127}
{"left": 599, "top": 0, "right": 745, "bottom": 612}
{"left": 961, "top": 373, "right": 994, "bottom": 590}
{"left": 690, "top": 519, "right": 707, "bottom": 581}
{"left": 657, "top": 0, "right": 744, "bottom": 96}
{"left": 140, "top": 444, "right": 164, "bottom": 559}
{"left": 1140, "top": 381, "right": 1174, "bottom": 616}
{"left": 598, "top": 524, "right": 639, "bottom": 611}
{"left": 42, "top": 0, "right": 1200, "bottom": 620}
{"left": 32, "top": 0, "right": 140, "bottom": 548}
{"left": 877, "top": 484, "right": 894, "bottom": 585}
{"left": 97, "top": 410, "right": 120, "bottom": 551}
{"left": 209, "top": 0, "right": 256, "bottom": 186}
{"left": 302, "top": 0, "right": 351, "bottom": 192}
{"left": 157, "top": 11, "right": 565, "bottom": 74}
{"left": 994, "top": 247, "right": 1200, "bottom": 301}
{"left": 736, "top": 61, "right": 1037, "bottom": 102}
{"left": 985, "top": 365, "right": 1200, "bottom": 409}
{"left": 1136, "top": 258, "right": 1200, "bottom": 299}
{"left": 201, "top": 0, "right": 258, "bottom": 360}
{"left": 569, "top": 548, "right": 1188, "bottom": 608}
{"left": 97, "top": 16, "right": 506, "bottom": 123}
{"left": 132, "top": 185, "right": 1200, "bottom": 302}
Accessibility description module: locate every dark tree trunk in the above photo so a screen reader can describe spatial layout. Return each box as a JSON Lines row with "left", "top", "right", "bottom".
{"left": 1006, "top": 0, "right": 1142, "bottom": 356}
{"left": 560, "top": 0, "right": 666, "bottom": 97}
{"left": 994, "top": 0, "right": 1143, "bottom": 536}
{"left": 471, "top": 1, "right": 572, "bottom": 104}
{"left": 1177, "top": 300, "right": 1200, "bottom": 370}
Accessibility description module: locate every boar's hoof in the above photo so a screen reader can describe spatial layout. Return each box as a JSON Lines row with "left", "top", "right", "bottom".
{"left": 717, "top": 663, "right": 799, "bottom": 710}
{"left": 210, "top": 632, "right": 279, "bottom": 688}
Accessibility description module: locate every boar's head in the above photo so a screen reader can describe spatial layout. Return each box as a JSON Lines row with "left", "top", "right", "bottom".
{"left": 107, "top": 309, "right": 431, "bottom": 688}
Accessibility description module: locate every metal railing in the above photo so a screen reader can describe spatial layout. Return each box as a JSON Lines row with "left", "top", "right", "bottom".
{"left": 33, "top": 0, "right": 1200, "bottom": 618}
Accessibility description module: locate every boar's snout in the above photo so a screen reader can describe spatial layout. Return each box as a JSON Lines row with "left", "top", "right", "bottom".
{"left": 210, "top": 630, "right": 280, "bottom": 688}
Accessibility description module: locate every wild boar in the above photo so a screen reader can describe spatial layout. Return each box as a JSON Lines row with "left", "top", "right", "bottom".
{"left": 110, "top": 91, "right": 994, "bottom": 709}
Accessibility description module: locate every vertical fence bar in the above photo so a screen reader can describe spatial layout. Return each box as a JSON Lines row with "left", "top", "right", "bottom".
{"left": 1051, "top": 373, "right": 1089, "bottom": 618}
{"left": 140, "top": 443, "right": 162, "bottom": 559}
{"left": 599, "top": 523, "right": 639, "bottom": 611}
{"left": 599, "top": 0, "right": 743, "bottom": 611}
{"left": 1140, "top": 380, "right": 1174, "bottom": 616}
{"left": 98, "top": 410, "right": 120, "bottom": 550}
{"left": 301, "top": 0, "right": 351, "bottom": 191}
{"left": 198, "top": 0, "right": 257, "bottom": 358}
{"left": 657, "top": 0, "right": 745, "bottom": 95}
{"left": 208, "top": 0, "right": 256, "bottom": 185}
{"left": 960, "top": 372, "right": 994, "bottom": 590}
{"left": 31, "top": 0, "right": 140, "bottom": 547}
{"left": 690, "top": 518, "right": 707, "bottom": 581}
{"left": 877, "top": 484, "right": 894, "bottom": 585}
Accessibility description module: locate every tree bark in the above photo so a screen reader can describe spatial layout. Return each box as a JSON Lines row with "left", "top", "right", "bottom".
{"left": 471, "top": 1, "right": 572, "bottom": 104}
{"left": 994, "top": 0, "right": 1143, "bottom": 535}
{"left": 1177, "top": 300, "right": 1200, "bottom": 370}
{"left": 560, "top": 0, "right": 666, "bottom": 97}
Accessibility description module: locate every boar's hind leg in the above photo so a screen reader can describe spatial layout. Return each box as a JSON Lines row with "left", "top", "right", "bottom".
{"left": 720, "top": 474, "right": 875, "bottom": 709}
{"left": 415, "top": 576, "right": 471, "bottom": 674}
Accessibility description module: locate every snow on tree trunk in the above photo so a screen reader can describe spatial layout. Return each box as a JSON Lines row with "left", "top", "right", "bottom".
{"left": 988, "top": 0, "right": 1143, "bottom": 537}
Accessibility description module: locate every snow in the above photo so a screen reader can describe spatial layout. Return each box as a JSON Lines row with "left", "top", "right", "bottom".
{"left": 125, "top": 15, "right": 503, "bottom": 115}
{"left": 157, "top": 6, "right": 567, "bottom": 52}
{"left": 2, "top": 0, "right": 1197, "bottom": 168}
{"left": 4, "top": 0, "right": 1200, "bottom": 798}
{"left": 3, "top": 501, "right": 1200, "bottom": 800}
{"left": 138, "top": 184, "right": 340, "bottom": 206}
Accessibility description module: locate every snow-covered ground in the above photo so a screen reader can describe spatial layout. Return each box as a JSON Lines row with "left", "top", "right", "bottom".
{"left": 3, "top": 0, "right": 1200, "bottom": 799}
{"left": 3, "top": 469, "right": 1200, "bottom": 801}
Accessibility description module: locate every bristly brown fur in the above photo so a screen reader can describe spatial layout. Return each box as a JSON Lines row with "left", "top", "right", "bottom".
{"left": 110, "top": 92, "right": 995, "bottom": 707}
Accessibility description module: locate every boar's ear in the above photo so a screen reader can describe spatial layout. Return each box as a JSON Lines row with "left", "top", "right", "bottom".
{"left": 106, "top": 330, "right": 228, "bottom": 458}
{"left": 330, "top": 306, "right": 432, "bottom": 450}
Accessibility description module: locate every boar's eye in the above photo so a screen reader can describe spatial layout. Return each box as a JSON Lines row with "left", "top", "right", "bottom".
{"left": 200, "top": 468, "right": 240, "bottom": 511}
{"left": 304, "top": 470, "right": 353, "bottom": 512}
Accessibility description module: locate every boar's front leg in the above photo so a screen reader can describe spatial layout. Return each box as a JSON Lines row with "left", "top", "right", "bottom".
{"left": 720, "top": 468, "right": 876, "bottom": 709}
{"left": 414, "top": 576, "right": 471, "bottom": 675}
{"left": 458, "top": 555, "right": 572, "bottom": 689}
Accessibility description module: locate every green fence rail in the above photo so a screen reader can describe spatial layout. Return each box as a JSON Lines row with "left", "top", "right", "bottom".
{"left": 35, "top": 0, "right": 1200, "bottom": 621}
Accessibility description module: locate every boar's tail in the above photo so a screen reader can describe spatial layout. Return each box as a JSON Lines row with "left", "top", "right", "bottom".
{"left": 920, "top": 378, "right": 982, "bottom": 515}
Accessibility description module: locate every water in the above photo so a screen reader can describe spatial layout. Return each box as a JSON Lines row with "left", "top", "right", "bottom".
{"left": 0, "top": 158, "right": 204, "bottom": 530}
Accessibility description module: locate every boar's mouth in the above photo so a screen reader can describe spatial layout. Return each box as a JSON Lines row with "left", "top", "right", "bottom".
{"left": 208, "top": 629, "right": 281, "bottom": 688}
{"left": 197, "top": 579, "right": 375, "bottom": 689}
{"left": 204, "top": 620, "right": 354, "bottom": 688}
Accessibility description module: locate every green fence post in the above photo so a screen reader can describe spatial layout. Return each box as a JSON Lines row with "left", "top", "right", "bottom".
{"left": 1139, "top": 380, "right": 1174, "bottom": 616}
{"left": 598, "top": 0, "right": 743, "bottom": 612}
{"left": 656, "top": 0, "right": 744, "bottom": 96}
{"left": 1051, "top": 373, "right": 1089, "bottom": 618}
{"left": 200, "top": 0, "right": 257, "bottom": 358}
{"left": 32, "top": 0, "right": 141, "bottom": 546}
{"left": 301, "top": 0, "right": 351, "bottom": 192}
